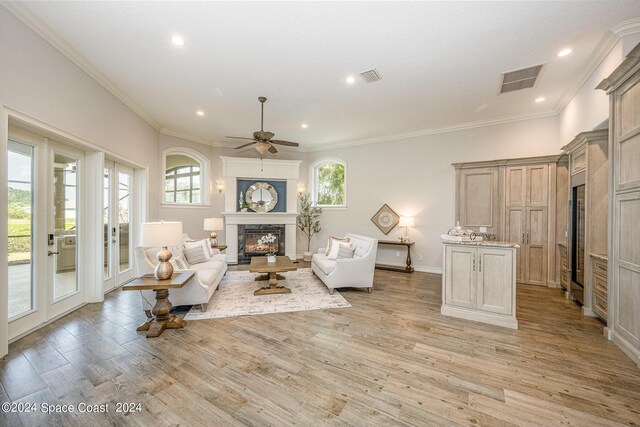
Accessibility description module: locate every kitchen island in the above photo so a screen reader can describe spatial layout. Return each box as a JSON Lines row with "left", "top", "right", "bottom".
{"left": 441, "top": 240, "right": 519, "bottom": 329}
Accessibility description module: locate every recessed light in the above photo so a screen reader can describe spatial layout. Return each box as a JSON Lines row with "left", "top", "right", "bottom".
{"left": 171, "top": 35, "right": 186, "bottom": 46}
{"left": 301, "top": 123, "right": 308, "bottom": 129}
{"left": 535, "top": 97, "right": 546, "bottom": 103}
{"left": 345, "top": 75, "right": 356, "bottom": 85}
{"left": 196, "top": 110, "right": 205, "bottom": 116}
{"left": 557, "top": 48, "right": 572, "bottom": 57}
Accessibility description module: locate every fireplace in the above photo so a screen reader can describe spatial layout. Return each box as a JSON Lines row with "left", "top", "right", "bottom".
{"left": 238, "top": 225, "right": 286, "bottom": 264}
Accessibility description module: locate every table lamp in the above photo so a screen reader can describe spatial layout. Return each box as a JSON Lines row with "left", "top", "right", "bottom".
{"left": 203, "top": 217, "right": 224, "bottom": 247}
{"left": 398, "top": 216, "right": 414, "bottom": 243}
{"left": 140, "top": 221, "right": 183, "bottom": 280}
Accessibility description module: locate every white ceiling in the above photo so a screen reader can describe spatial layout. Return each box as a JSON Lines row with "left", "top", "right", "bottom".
{"left": 14, "top": 1, "right": 640, "bottom": 150}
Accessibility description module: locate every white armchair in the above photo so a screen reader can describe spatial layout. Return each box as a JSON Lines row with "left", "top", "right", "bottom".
{"left": 134, "top": 244, "right": 227, "bottom": 315}
{"left": 311, "top": 233, "right": 378, "bottom": 294}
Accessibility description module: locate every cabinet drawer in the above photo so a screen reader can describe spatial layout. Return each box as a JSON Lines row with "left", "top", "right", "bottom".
{"left": 593, "top": 273, "right": 608, "bottom": 293}
{"left": 592, "top": 259, "right": 608, "bottom": 276}
{"left": 592, "top": 290, "right": 608, "bottom": 320}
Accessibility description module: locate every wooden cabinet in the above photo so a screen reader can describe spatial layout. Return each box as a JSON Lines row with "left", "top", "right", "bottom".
{"left": 454, "top": 156, "right": 561, "bottom": 288}
{"left": 442, "top": 242, "right": 517, "bottom": 329}
{"left": 559, "top": 244, "right": 568, "bottom": 290}
{"left": 591, "top": 256, "right": 608, "bottom": 320}
{"left": 597, "top": 42, "right": 640, "bottom": 365}
{"left": 456, "top": 167, "right": 500, "bottom": 236}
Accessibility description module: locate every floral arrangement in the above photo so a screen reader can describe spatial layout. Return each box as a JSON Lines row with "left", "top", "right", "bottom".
{"left": 257, "top": 234, "right": 277, "bottom": 257}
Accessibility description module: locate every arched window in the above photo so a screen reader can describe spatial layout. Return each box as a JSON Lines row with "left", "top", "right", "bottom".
{"left": 310, "top": 158, "right": 347, "bottom": 208}
{"left": 162, "top": 148, "right": 210, "bottom": 205}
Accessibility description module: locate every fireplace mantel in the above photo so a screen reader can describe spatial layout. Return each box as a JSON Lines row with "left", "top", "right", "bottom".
{"left": 220, "top": 157, "right": 302, "bottom": 264}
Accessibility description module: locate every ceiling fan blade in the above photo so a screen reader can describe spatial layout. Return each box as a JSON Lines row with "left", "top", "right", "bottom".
{"left": 268, "top": 145, "right": 278, "bottom": 154}
{"left": 234, "top": 142, "right": 256, "bottom": 149}
{"left": 270, "top": 140, "right": 299, "bottom": 147}
{"left": 226, "top": 136, "right": 255, "bottom": 141}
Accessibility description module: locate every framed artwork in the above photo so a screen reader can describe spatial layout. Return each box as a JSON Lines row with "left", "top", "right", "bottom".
{"left": 371, "top": 204, "right": 400, "bottom": 235}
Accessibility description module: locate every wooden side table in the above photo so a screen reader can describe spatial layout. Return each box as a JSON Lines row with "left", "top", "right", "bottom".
{"left": 122, "top": 271, "right": 195, "bottom": 338}
{"left": 375, "top": 240, "right": 415, "bottom": 273}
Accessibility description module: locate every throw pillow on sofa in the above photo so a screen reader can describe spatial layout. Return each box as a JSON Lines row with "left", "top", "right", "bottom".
{"left": 328, "top": 241, "right": 352, "bottom": 260}
{"left": 324, "top": 236, "right": 350, "bottom": 256}
{"left": 169, "top": 255, "right": 189, "bottom": 269}
{"left": 336, "top": 244, "right": 355, "bottom": 259}
{"left": 184, "top": 245, "right": 209, "bottom": 265}
{"left": 184, "top": 239, "right": 212, "bottom": 259}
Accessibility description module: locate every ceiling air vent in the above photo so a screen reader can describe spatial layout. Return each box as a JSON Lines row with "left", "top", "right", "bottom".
{"left": 500, "top": 64, "right": 544, "bottom": 94}
{"left": 359, "top": 68, "right": 382, "bottom": 83}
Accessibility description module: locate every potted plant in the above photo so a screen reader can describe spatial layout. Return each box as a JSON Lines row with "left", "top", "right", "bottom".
{"left": 258, "top": 234, "right": 277, "bottom": 262}
{"left": 297, "top": 193, "right": 322, "bottom": 261}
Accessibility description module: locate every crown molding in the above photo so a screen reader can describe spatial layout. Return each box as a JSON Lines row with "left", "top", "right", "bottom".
{"left": 2, "top": 1, "right": 162, "bottom": 131}
{"left": 555, "top": 17, "right": 640, "bottom": 113}
{"left": 554, "top": 31, "right": 619, "bottom": 113}
{"left": 301, "top": 111, "right": 558, "bottom": 153}
{"left": 159, "top": 129, "right": 228, "bottom": 148}
{"left": 611, "top": 17, "right": 640, "bottom": 37}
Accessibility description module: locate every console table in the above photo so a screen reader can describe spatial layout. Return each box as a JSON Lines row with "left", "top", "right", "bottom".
{"left": 375, "top": 240, "right": 414, "bottom": 273}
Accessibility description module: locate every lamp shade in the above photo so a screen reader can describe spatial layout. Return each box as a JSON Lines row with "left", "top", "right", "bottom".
{"left": 140, "top": 221, "right": 183, "bottom": 248}
{"left": 399, "top": 216, "right": 415, "bottom": 227}
{"left": 203, "top": 217, "right": 224, "bottom": 231}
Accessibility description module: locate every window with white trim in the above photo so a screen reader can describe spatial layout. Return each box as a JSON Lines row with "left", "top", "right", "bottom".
{"left": 162, "top": 149, "right": 209, "bottom": 205}
{"left": 311, "top": 158, "right": 346, "bottom": 207}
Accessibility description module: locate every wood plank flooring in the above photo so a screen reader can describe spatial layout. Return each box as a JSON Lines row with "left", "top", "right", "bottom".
{"left": 1, "top": 266, "right": 640, "bottom": 426}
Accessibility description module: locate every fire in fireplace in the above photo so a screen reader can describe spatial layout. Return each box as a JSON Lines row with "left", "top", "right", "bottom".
{"left": 238, "top": 225, "right": 285, "bottom": 264}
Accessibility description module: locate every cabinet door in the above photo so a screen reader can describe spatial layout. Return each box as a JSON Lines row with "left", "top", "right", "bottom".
{"left": 505, "top": 166, "right": 526, "bottom": 207}
{"left": 526, "top": 164, "right": 549, "bottom": 206}
{"left": 524, "top": 207, "right": 548, "bottom": 286}
{"left": 477, "top": 248, "right": 513, "bottom": 315}
{"left": 504, "top": 207, "right": 526, "bottom": 283}
{"left": 458, "top": 168, "right": 499, "bottom": 234}
{"left": 445, "top": 246, "right": 476, "bottom": 309}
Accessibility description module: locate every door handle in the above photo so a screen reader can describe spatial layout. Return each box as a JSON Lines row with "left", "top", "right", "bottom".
{"left": 473, "top": 253, "right": 476, "bottom": 271}
{"left": 47, "top": 251, "right": 59, "bottom": 256}
{"left": 522, "top": 233, "right": 525, "bottom": 244}
{"left": 527, "top": 233, "right": 529, "bottom": 244}
{"left": 479, "top": 256, "right": 482, "bottom": 272}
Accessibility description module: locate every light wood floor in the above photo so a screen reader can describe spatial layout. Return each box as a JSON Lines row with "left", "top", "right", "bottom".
{"left": 2, "top": 267, "right": 640, "bottom": 426}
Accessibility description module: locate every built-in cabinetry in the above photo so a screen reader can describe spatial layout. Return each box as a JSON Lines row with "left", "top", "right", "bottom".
{"left": 454, "top": 155, "right": 566, "bottom": 287}
{"left": 562, "top": 130, "right": 609, "bottom": 317}
{"left": 442, "top": 241, "right": 518, "bottom": 329}
{"left": 597, "top": 42, "right": 640, "bottom": 366}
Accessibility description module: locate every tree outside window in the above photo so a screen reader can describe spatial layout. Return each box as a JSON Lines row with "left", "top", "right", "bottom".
{"left": 313, "top": 160, "right": 346, "bottom": 207}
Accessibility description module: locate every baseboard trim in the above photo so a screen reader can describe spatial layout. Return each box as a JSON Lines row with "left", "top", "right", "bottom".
{"left": 441, "top": 304, "right": 518, "bottom": 329}
{"left": 611, "top": 330, "right": 640, "bottom": 367}
{"left": 582, "top": 306, "right": 599, "bottom": 317}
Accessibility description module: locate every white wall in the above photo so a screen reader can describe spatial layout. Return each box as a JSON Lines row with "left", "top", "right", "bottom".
{"left": 156, "top": 133, "right": 308, "bottom": 242}
{"left": 559, "top": 33, "right": 640, "bottom": 146}
{"left": 0, "top": 7, "right": 160, "bottom": 218}
{"left": 304, "top": 116, "right": 560, "bottom": 272}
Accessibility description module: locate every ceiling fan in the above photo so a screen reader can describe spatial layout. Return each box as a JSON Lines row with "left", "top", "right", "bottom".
{"left": 226, "top": 96, "right": 300, "bottom": 155}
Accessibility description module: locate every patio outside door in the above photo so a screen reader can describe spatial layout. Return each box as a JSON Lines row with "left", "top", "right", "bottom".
{"left": 7, "top": 139, "right": 85, "bottom": 339}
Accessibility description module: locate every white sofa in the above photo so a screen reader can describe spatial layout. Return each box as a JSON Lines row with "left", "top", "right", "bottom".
{"left": 311, "top": 233, "right": 378, "bottom": 294}
{"left": 134, "top": 242, "right": 227, "bottom": 314}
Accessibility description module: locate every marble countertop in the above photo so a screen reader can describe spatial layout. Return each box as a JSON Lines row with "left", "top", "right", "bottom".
{"left": 441, "top": 239, "right": 520, "bottom": 249}
{"left": 589, "top": 253, "right": 608, "bottom": 262}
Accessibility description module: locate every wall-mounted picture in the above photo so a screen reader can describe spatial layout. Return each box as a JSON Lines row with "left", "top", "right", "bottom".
{"left": 371, "top": 203, "right": 400, "bottom": 235}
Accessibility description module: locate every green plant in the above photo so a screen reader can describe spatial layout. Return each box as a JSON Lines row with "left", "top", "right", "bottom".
{"left": 297, "top": 193, "right": 322, "bottom": 252}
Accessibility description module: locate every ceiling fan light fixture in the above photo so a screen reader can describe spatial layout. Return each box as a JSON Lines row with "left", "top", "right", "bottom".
{"left": 254, "top": 142, "right": 271, "bottom": 155}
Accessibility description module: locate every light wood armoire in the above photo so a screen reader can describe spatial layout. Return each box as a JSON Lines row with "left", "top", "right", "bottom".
{"left": 597, "top": 42, "right": 640, "bottom": 366}
{"left": 454, "top": 155, "right": 567, "bottom": 287}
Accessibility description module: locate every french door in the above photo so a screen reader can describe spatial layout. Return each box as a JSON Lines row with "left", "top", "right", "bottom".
{"left": 7, "top": 138, "right": 85, "bottom": 339}
{"left": 103, "top": 160, "right": 135, "bottom": 292}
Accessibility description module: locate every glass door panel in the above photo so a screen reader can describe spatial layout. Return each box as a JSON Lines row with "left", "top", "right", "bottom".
{"left": 7, "top": 141, "right": 34, "bottom": 319}
{"left": 118, "top": 170, "right": 131, "bottom": 273}
{"left": 53, "top": 153, "right": 78, "bottom": 300}
{"left": 104, "top": 167, "right": 111, "bottom": 280}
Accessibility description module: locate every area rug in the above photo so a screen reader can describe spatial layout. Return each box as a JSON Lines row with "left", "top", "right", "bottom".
{"left": 184, "top": 268, "right": 351, "bottom": 320}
